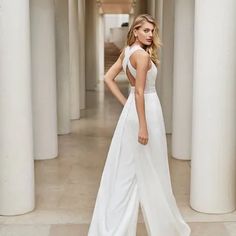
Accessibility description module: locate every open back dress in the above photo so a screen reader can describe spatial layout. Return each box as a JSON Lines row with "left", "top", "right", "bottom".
{"left": 88, "top": 44, "right": 191, "bottom": 236}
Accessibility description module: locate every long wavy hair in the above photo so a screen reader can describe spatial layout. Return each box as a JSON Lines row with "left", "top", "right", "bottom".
{"left": 126, "top": 14, "right": 162, "bottom": 66}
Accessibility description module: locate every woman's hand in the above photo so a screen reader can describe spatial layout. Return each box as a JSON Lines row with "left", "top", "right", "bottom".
{"left": 138, "top": 126, "right": 149, "bottom": 145}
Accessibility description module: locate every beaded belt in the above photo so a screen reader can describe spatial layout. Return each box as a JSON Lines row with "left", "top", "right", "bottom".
{"left": 129, "top": 86, "right": 156, "bottom": 94}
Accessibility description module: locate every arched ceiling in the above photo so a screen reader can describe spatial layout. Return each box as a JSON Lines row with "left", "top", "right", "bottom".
{"left": 97, "top": 0, "right": 136, "bottom": 14}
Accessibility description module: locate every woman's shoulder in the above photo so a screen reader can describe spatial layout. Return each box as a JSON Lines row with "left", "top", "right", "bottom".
{"left": 119, "top": 47, "right": 126, "bottom": 61}
{"left": 130, "top": 46, "right": 150, "bottom": 62}
{"left": 119, "top": 44, "right": 149, "bottom": 62}
{"left": 130, "top": 44, "right": 149, "bottom": 56}
{"left": 129, "top": 45, "right": 151, "bottom": 68}
{"left": 119, "top": 45, "right": 131, "bottom": 60}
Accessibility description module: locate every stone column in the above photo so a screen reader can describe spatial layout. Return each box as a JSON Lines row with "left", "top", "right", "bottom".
{"left": 172, "top": 0, "right": 194, "bottom": 160}
{"left": 155, "top": 0, "right": 163, "bottom": 39}
{"left": 85, "top": 0, "right": 98, "bottom": 90}
{"left": 129, "top": 14, "right": 135, "bottom": 26}
{"left": 154, "top": 0, "right": 163, "bottom": 112}
{"left": 30, "top": 0, "right": 58, "bottom": 160}
{"left": 147, "top": 0, "right": 155, "bottom": 17}
{"left": 78, "top": 0, "right": 86, "bottom": 109}
{"left": 55, "top": 0, "right": 70, "bottom": 134}
{"left": 97, "top": 13, "right": 104, "bottom": 80}
{"left": 69, "top": 0, "right": 80, "bottom": 119}
{"left": 190, "top": 0, "right": 236, "bottom": 213}
{"left": 156, "top": 0, "right": 175, "bottom": 134}
{"left": 0, "top": 0, "right": 35, "bottom": 215}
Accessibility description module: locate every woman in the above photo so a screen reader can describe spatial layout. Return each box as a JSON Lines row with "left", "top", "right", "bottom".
{"left": 88, "top": 14, "right": 191, "bottom": 236}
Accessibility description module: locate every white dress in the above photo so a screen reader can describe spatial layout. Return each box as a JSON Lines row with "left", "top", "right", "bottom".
{"left": 88, "top": 45, "right": 191, "bottom": 236}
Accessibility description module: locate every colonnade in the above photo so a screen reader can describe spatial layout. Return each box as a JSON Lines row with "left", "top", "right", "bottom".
{"left": 0, "top": 0, "right": 235, "bottom": 217}
{"left": 147, "top": 0, "right": 236, "bottom": 213}
{"left": 0, "top": 0, "right": 98, "bottom": 215}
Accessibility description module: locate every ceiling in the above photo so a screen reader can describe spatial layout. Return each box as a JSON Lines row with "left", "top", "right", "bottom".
{"left": 97, "top": 0, "right": 136, "bottom": 14}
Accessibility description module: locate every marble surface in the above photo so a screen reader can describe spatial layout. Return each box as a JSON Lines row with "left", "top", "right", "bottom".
{"left": 0, "top": 79, "right": 236, "bottom": 235}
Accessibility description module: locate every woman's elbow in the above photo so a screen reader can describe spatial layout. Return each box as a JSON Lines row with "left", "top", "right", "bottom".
{"left": 104, "top": 76, "right": 109, "bottom": 84}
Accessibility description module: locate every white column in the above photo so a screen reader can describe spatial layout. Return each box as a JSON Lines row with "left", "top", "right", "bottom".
{"left": 154, "top": 0, "right": 163, "bottom": 108}
{"left": 30, "top": 0, "right": 58, "bottom": 160}
{"left": 147, "top": 0, "right": 155, "bottom": 17}
{"left": 0, "top": 0, "right": 35, "bottom": 215}
{"left": 69, "top": 0, "right": 80, "bottom": 119}
{"left": 129, "top": 14, "right": 134, "bottom": 27}
{"left": 172, "top": 0, "right": 194, "bottom": 160}
{"left": 55, "top": 0, "right": 70, "bottom": 134}
{"left": 190, "top": 0, "right": 236, "bottom": 213}
{"left": 78, "top": 0, "right": 86, "bottom": 109}
{"left": 155, "top": 0, "right": 163, "bottom": 39}
{"left": 85, "top": 0, "right": 98, "bottom": 90}
{"left": 97, "top": 13, "right": 104, "bottom": 80}
{"left": 156, "top": 0, "right": 175, "bottom": 134}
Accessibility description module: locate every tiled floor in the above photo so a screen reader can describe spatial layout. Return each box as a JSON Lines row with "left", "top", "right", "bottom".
{"left": 0, "top": 79, "right": 236, "bottom": 235}
{"left": 1, "top": 222, "right": 236, "bottom": 236}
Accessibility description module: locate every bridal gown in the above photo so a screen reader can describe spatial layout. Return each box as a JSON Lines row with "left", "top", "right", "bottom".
{"left": 88, "top": 45, "right": 191, "bottom": 236}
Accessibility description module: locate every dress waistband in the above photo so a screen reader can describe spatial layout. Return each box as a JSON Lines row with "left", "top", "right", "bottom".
{"left": 129, "top": 86, "right": 156, "bottom": 94}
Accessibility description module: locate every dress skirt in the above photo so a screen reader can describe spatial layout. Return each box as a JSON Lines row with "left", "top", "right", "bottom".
{"left": 88, "top": 87, "right": 191, "bottom": 236}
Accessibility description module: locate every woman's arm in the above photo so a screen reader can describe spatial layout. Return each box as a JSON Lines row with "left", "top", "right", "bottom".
{"left": 133, "top": 50, "right": 150, "bottom": 145}
{"left": 104, "top": 51, "right": 127, "bottom": 106}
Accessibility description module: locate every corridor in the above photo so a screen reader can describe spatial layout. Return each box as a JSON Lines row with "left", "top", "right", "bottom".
{"left": 0, "top": 0, "right": 236, "bottom": 235}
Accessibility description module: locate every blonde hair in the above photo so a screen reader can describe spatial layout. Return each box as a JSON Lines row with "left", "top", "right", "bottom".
{"left": 126, "top": 14, "right": 162, "bottom": 66}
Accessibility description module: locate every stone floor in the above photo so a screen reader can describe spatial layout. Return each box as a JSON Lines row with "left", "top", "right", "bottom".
{"left": 0, "top": 79, "right": 236, "bottom": 236}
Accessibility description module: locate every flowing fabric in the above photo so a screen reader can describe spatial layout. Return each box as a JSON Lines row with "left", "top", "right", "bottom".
{"left": 88, "top": 45, "right": 191, "bottom": 236}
